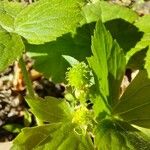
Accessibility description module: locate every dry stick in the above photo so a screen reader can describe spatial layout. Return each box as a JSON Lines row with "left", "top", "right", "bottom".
{"left": 19, "top": 57, "right": 35, "bottom": 97}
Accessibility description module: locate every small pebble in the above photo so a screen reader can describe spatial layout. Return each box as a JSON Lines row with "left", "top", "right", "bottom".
{"left": 11, "top": 96, "right": 21, "bottom": 107}
{"left": 8, "top": 108, "right": 18, "bottom": 117}
{"left": 4, "top": 105, "right": 11, "bottom": 112}
{"left": 0, "top": 119, "right": 3, "bottom": 126}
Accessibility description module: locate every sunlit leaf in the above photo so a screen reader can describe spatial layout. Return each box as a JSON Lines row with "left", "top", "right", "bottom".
{"left": 26, "top": 96, "right": 72, "bottom": 123}
{"left": 113, "top": 70, "right": 150, "bottom": 128}
{"left": 95, "top": 119, "right": 150, "bottom": 150}
{"left": 11, "top": 123, "right": 94, "bottom": 150}
{"left": 126, "top": 15, "right": 150, "bottom": 62}
{"left": 87, "top": 20, "right": 125, "bottom": 109}
{"left": 14, "top": 0, "right": 85, "bottom": 44}
{"left": 0, "top": 1, "right": 26, "bottom": 32}
{"left": 27, "top": 23, "right": 93, "bottom": 82}
{"left": 82, "top": 1, "right": 138, "bottom": 24}
{"left": 0, "top": 26, "right": 24, "bottom": 72}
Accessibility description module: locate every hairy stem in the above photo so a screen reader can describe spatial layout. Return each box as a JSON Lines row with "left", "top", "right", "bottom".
{"left": 19, "top": 57, "right": 35, "bottom": 97}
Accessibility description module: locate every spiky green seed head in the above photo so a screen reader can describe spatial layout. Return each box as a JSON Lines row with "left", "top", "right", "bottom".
{"left": 66, "top": 62, "right": 93, "bottom": 91}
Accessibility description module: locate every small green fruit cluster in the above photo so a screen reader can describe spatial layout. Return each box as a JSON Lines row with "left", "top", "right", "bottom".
{"left": 72, "top": 105, "right": 93, "bottom": 132}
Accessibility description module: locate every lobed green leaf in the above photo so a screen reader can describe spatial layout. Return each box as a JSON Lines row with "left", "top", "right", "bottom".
{"left": 0, "top": 26, "right": 24, "bottom": 72}
{"left": 0, "top": 1, "right": 26, "bottom": 32}
{"left": 11, "top": 122, "right": 94, "bottom": 150}
{"left": 88, "top": 20, "right": 125, "bottom": 109}
{"left": 26, "top": 96, "right": 72, "bottom": 123}
{"left": 26, "top": 23, "right": 93, "bottom": 82}
{"left": 113, "top": 70, "right": 150, "bottom": 128}
{"left": 95, "top": 119, "right": 150, "bottom": 150}
{"left": 0, "top": 0, "right": 86, "bottom": 44}
{"left": 11, "top": 123, "right": 62, "bottom": 150}
{"left": 13, "top": 0, "right": 85, "bottom": 44}
{"left": 105, "top": 19, "right": 143, "bottom": 54}
{"left": 82, "top": 1, "right": 143, "bottom": 56}
{"left": 126, "top": 15, "right": 150, "bottom": 62}
{"left": 82, "top": 1, "right": 138, "bottom": 24}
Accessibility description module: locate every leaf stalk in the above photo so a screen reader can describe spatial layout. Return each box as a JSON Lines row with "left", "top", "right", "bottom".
{"left": 19, "top": 57, "right": 35, "bottom": 97}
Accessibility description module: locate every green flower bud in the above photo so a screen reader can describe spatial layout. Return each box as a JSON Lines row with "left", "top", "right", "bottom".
{"left": 72, "top": 105, "right": 93, "bottom": 127}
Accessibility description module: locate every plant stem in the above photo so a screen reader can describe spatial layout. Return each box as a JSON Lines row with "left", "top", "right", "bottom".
{"left": 19, "top": 57, "right": 35, "bottom": 97}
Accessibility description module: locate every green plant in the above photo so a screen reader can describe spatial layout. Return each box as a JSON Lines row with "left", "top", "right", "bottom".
{"left": 0, "top": 0, "right": 150, "bottom": 149}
